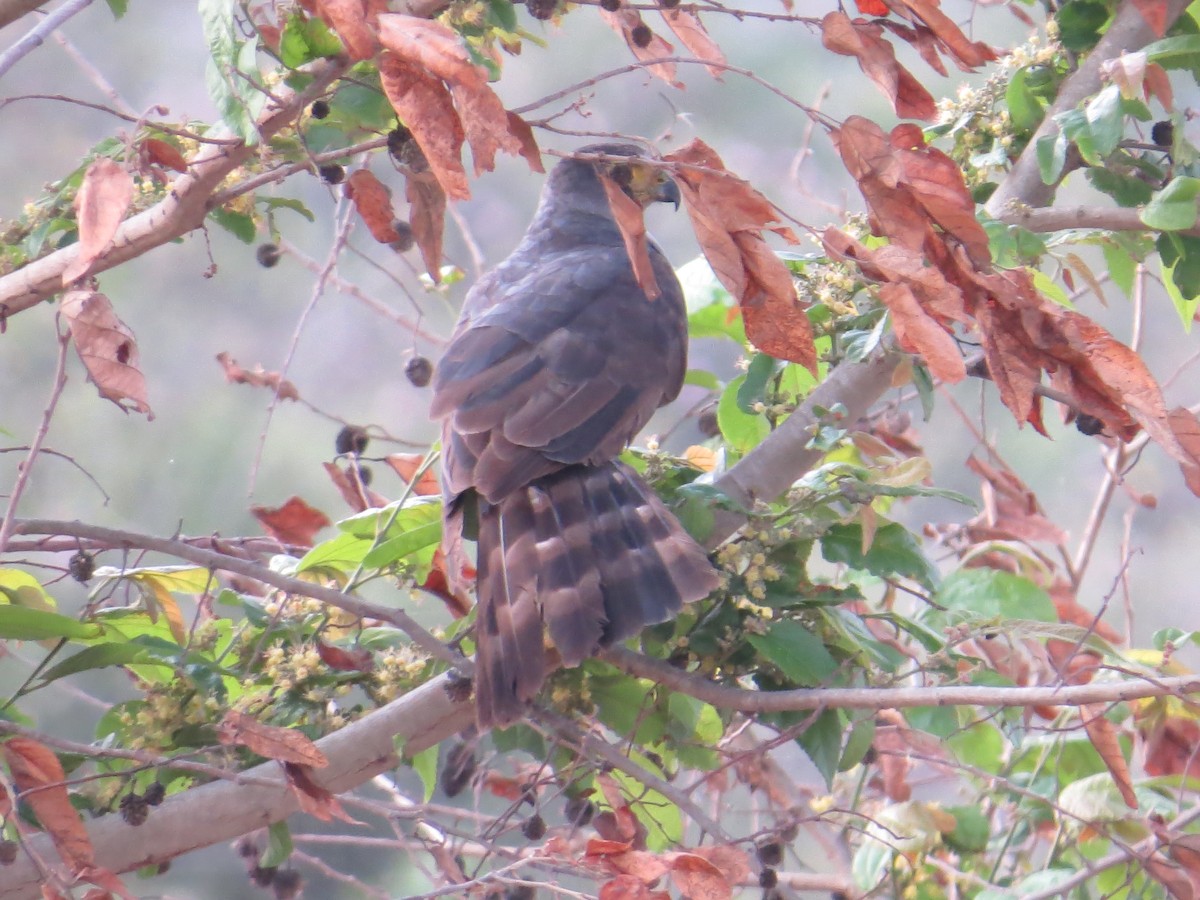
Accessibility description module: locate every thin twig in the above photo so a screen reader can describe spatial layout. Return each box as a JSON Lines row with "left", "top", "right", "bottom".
{"left": 0, "top": 0, "right": 94, "bottom": 81}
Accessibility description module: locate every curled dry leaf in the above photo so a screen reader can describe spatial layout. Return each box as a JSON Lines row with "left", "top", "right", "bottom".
{"left": 506, "top": 111, "right": 545, "bottom": 174}
{"left": 314, "top": 0, "right": 379, "bottom": 59}
{"left": 965, "top": 455, "right": 1067, "bottom": 546}
{"left": 384, "top": 452, "right": 441, "bottom": 495}
{"left": 881, "top": 0, "right": 999, "bottom": 70}
{"left": 3, "top": 737, "right": 95, "bottom": 871}
{"left": 821, "top": 12, "right": 936, "bottom": 121}
{"left": 586, "top": 842, "right": 670, "bottom": 884}
{"left": 668, "top": 852, "right": 732, "bottom": 900}
{"left": 284, "top": 762, "right": 363, "bottom": 824}
{"left": 1080, "top": 704, "right": 1138, "bottom": 809}
{"left": 664, "top": 139, "right": 814, "bottom": 371}
{"left": 660, "top": 9, "right": 725, "bottom": 78}
{"left": 1132, "top": 0, "right": 1170, "bottom": 37}
{"left": 405, "top": 170, "right": 447, "bottom": 280}
{"left": 141, "top": 138, "right": 189, "bottom": 174}
{"left": 421, "top": 547, "right": 474, "bottom": 618}
{"left": 60, "top": 290, "right": 154, "bottom": 419}
{"left": 379, "top": 53, "right": 470, "bottom": 201}
{"left": 345, "top": 170, "right": 403, "bottom": 243}
{"left": 323, "top": 461, "right": 389, "bottom": 512}
{"left": 378, "top": 15, "right": 521, "bottom": 177}
{"left": 215, "top": 350, "right": 300, "bottom": 401}
{"left": 218, "top": 709, "right": 329, "bottom": 767}
{"left": 250, "top": 495, "right": 332, "bottom": 546}
{"left": 1168, "top": 407, "right": 1200, "bottom": 497}
{"left": 599, "top": 875, "right": 672, "bottom": 900}
{"left": 76, "top": 866, "right": 137, "bottom": 900}
{"left": 599, "top": 172, "right": 660, "bottom": 300}
{"left": 600, "top": 7, "right": 680, "bottom": 87}
{"left": 63, "top": 158, "right": 134, "bottom": 285}
{"left": 316, "top": 640, "right": 375, "bottom": 672}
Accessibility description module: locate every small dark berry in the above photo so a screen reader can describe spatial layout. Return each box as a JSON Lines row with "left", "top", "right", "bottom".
{"left": 335, "top": 425, "right": 370, "bottom": 456}
{"left": 272, "top": 869, "right": 304, "bottom": 900}
{"left": 406, "top": 355, "right": 434, "bottom": 388}
{"left": 319, "top": 163, "right": 345, "bottom": 184}
{"left": 831, "top": 893, "right": 850, "bottom": 900}
{"left": 250, "top": 865, "right": 277, "bottom": 887}
{"left": 756, "top": 841, "right": 783, "bottom": 867}
{"left": 504, "top": 887, "right": 536, "bottom": 900}
{"left": 387, "top": 125, "right": 413, "bottom": 157}
{"left": 256, "top": 243, "right": 281, "bottom": 268}
{"left": 119, "top": 793, "right": 149, "bottom": 826}
{"left": 0, "top": 840, "right": 17, "bottom": 866}
{"left": 599, "top": 0, "right": 621, "bottom": 9}
{"left": 520, "top": 782, "right": 538, "bottom": 806}
{"left": 310, "top": 100, "right": 331, "bottom": 119}
{"left": 444, "top": 669, "right": 473, "bottom": 703}
{"left": 355, "top": 465, "right": 373, "bottom": 486}
{"left": 439, "top": 740, "right": 477, "bottom": 798}
{"left": 564, "top": 796, "right": 595, "bottom": 827}
{"left": 1151, "top": 120, "right": 1174, "bottom": 148}
{"left": 1075, "top": 413, "right": 1105, "bottom": 436}
{"left": 525, "top": 0, "right": 557, "bottom": 19}
{"left": 658, "top": 0, "right": 681, "bottom": 7}
{"left": 236, "top": 836, "right": 260, "bottom": 859}
{"left": 156, "top": 860, "right": 171, "bottom": 875}
{"left": 697, "top": 406, "right": 719, "bottom": 438}
{"left": 68, "top": 550, "right": 95, "bottom": 583}
{"left": 778, "top": 821, "right": 799, "bottom": 842}
{"left": 630, "top": 22, "right": 653, "bottom": 48}
{"left": 143, "top": 781, "right": 166, "bottom": 806}
{"left": 759, "top": 867, "right": 779, "bottom": 889}
{"left": 521, "top": 814, "right": 547, "bottom": 840}
{"left": 390, "top": 220, "right": 415, "bottom": 253}
{"left": 861, "top": 746, "right": 877, "bottom": 765}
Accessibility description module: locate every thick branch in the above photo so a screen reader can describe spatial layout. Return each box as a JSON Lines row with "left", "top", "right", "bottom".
{"left": 985, "top": 0, "right": 1188, "bottom": 216}
{"left": 2, "top": 674, "right": 475, "bottom": 898}
{"left": 0, "top": 59, "right": 348, "bottom": 317}
{"left": 605, "top": 646, "right": 1200, "bottom": 712}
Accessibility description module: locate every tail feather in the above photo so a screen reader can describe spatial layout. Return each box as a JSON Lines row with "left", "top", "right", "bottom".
{"left": 472, "top": 461, "right": 718, "bottom": 728}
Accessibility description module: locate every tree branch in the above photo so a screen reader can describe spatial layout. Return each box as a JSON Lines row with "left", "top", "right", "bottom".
{"left": 0, "top": 0, "right": 46, "bottom": 31}
{"left": 2, "top": 674, "right": 475, "bottom": 898}
{"left": 985, "top": 0, "right": 1189, "bottom": 216}
{"left": 0, "top": 0, "right": 92, "bottom": 80}
{"left": 0, "top": 59, "right": 348, "bottom": 318}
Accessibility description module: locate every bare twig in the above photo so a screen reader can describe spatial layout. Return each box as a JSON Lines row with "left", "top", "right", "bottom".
{"left": 0, "top": 0, "right": 94, "bottom": 80}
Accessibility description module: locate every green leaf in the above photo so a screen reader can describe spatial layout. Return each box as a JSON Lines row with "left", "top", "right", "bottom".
{"left": 610, "top": 761, "right": 681, "bottom": 850}
{"left": 717, "top": 375, "right": 770, "bottom": 453}
{"left": 0, "top": 568, "right": 56, "bottom": 611}
{"left": 1005, "top": 67, "right": 1044, "bottom": 133}
{"left": 37, "top": 643, "right": 156, "bottom": 685}
{"left": 297, "top": 531, "right": 374, "bottom": 574}
{"left": 1162, "top": 256, "right": 1200, "bottom": 331}
{"left": 407, "top": 743, "right": 439, "bottom": 803}
{"left": 1084, "top": 84, "right": 1124, "bottom": 157}
{"left": 259, "top": 196, "right": 315, "bottom": 223}
{"left": 1101, "top": 240, "right": 1138, "bottom": 296}
{"left": 1144, "top": 34, "right": 1200, "bottom": 68}
{"left": 1086, "top": 167, "right": 1154, "bottom": 207}
{"left": 261, "top": 821, "right": 293, "bottom": 868}
{"left": 819, "top": 522, "right": 938, "bottom": 588}
{"left": 200, "top": 0, "right": 267, "bottom": 144}
{"left": 746, "top": 619, "right": 837, "bottom": 686}
{"left": 737, "top": 353, "right": 781, "bottom": 413}
{"left": 796, "top": 708, "right": 842, "bottom": 787}
{"left": 838, "top": 714, "right": 875, "bottom": 772}
{"left": 279, "top": 12, "right": 344, "bottom": 67}
{"left": 588, "top": 668, "right": 665, "bottom": 744}
{"left": 1142, "top": 176, "right": 1200, "bottom": 230}
{"left": 209, "top": 207, "right": 257, "bottom": 243}
{"left": 0, "top": 606, "right": 102, "bottom": 641}
{"left": 1055, "top": 0, "right": 1110, "bottom": 53}
{"left": 683, "top": 368, "right": 720, "bottom": 391}
{"left": 104, "top": 0, "right": 128, "bottom": 18}
{"left": 932, "top": 568, "right": 1056, "bottom": 623}
{"left": 943, "top": 805, "right": 990, "bottom": 853}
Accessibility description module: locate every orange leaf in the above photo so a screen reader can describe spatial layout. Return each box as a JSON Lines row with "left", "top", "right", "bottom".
{"left": 1169, "top": 407, "right": 1200, "bottom": 497}
{"left": 599, "top": 875, "right": 672, "bottom": 900}
{"left": 3, "top": 738, "right": 95, "bottom": 871}
{"left": 1144, "top": 62, "right": 1174, "bottom": 110}
{"left": 345, "top": 170, "right": 402, "bottom": 243}
{"left": 668, "top": 852, "right": 732, "bottom": 900}
{"left": 63, "top": 158, "right": 134, "bottom": 285}
{"left": 216, "top": 351, "right": 299, "bottom": 400}
{"left": 284, "top": 762, "right": 363, "bottom": 823}
{"left": 1132, "top": 0, "right": 1170, "bottom": 37}
{"left": 1080, "top": 704, "right": 1137, "bottom": 809}
{"left": 217, "top": 710, "right": 329, "bottom": 767}
{"left": 314, "top": 0, "right": 379, "bottom": 59}
{"left": 316, "top": 640, "right": 375, "bottom": 672}
{"left": 689, "top": 846, "right": 752, "bottom": 885}
{"left": 506, "top": 111, "right": 545, "bottom": 174}
{"left": 821, "top": 12, "right": 936, "bottom": 121}
{"left": 251, "top": 496, "right": 331, "bottom": 546}
{"left": 384, "top": 453, "right": 441, "bottom": 495}
{"left": 881, "top": 0, "right": 998, "bottom": 70}
{"left": 60, "top": 290, "right": 154, "bottom": 419}
{"left": 856, "top": 0, "right": 888, "bottom": 12}
{"left": 77, "top": 866, "right": 136, "bottom": 900}
{"left": 599, "top": 172, "right": 660, "bottom": 300}
{"left": 378, "top": 15, "right": 521, "bottom": 177}
{"left": 420, "top": 547, "right": 474, "bottom": 618}
{"left": 379, "top": 53, "right": 470, "bottom": 201}
{"left": 600, "top": 7, "right": 680, "bottom": 87}
{"left": 141, "top": 138, "right": 188, "bottom": 173}
{"left": 660, "top": 9, "right": 725, "bottom": 78}
{"left": 404, "top": 170, "right": 446, "bottom": 280}
{"left": 879, "top": 282, "right": 965, "bottom": 383}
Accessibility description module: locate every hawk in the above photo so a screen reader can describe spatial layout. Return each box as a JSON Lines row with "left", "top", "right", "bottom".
{"left": 431, "top": 143, "right": 720, "bottom": 728}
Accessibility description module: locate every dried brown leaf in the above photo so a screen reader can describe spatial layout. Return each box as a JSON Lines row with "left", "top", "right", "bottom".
{"left": 379, "top": 53, "right": 469, "bottom": 200}
{"left": 1132, "top": 0, "right": 1170, "bottom": 37}
{"left": 660, "top": 9, "right": 725, "bottom": 78}
{"left": 250, "top": 496, "right": 331, "bottom": 546}
{"left": 316, "top": 640, "right": 374, "bottom": 672}
{"left": 215, "top": 351, "right": 299, "bottom": 401}
{"left": 821, "top": 12, "right": 936, "bottom": 121}
{"left": 218, "top": 710, "right": 328, "bottom": 767}
{"left": 284, "top": 762, "right": 363, "bottom": 823}
{"left": 599, "top": 172, "right": 660, "bottom": 300}
{"left": 879, "top": 282, "right": 965, "bottom": 383}
{"left": 600, "top": 7, "right": 680, "bottom": 87}
{"left": 315, "top": 0, "right": 379, "bottom": 59}
{"left": 689, "top": 846, "right": 752, "bottom": 886}
{"left": 882, "top": 0, "right": 999, "bottom": 69}
{"left": 1168, "top": 407, "right": 1200, "bottom": 497}
{"left": 599, "top": 875, "right": 672, "bottom": 900}
{"left": 668, "top": 852, "right": 732, "bottom": 900}
{"left": 345, "top": 170, "right": 402, "bottom": 243}
{"left": 405, "top": 170, "right": 446, "bottom": 280}
{"left": 323, "top": 461, "right": 389, "bottom": 512}
{"left": 63, "top": 158, "right": 134, "bottom": 285}
{"left": 1147, "top": 855, "right": 1199, "bottom": 900}
{"left": 76, "top": 867, "right": 136, "bottom": 900}
{"left": 60, "top": 290, "right": 153, "bottom": 419}
{"left": 1144, "top": 62, "right": 1174, "bottom": 110}
{"left": 384, "top": 452, "right": 441, "bottom": 495}
{"left": 880, "top": 20, "right": 948, "bottom": 76}
{"left": 1080, "top": 704, "right": 1138, "bottom": 809}
{"left": 505, "top": 111, "right": 545, "bottom": 173}
{"left": 141, "top": 138, "right": 188, "bottom": 174}
{"left": 3, "top": 738, "right": 95, "bottom": 871}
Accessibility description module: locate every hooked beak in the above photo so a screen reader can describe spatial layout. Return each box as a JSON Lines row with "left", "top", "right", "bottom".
{"left": 656, "top": 178, "right": 681, "bottom": 211}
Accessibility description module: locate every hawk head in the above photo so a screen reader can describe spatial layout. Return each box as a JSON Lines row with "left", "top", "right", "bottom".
{"left": 542, "top": 142, "right": 680, "bottom": 217}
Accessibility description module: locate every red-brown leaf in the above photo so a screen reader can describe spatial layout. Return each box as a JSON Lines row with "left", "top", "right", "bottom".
{"left": 384, "top": 452, "right": 441, "bottom": 495}
{"left": 315, "top": 0, "right": 379, "bottom": 59}
{"left": 668, "top": 852, "right": 732, "bottom": 900}
{"left": 215, "top": 351, "right": 299, "bottom": 401}
{"left": 1132, "top": 0, "right": 1170, "bottom": 37}
{"left": 61, "top": 290, "right": 154, "bottom": 419}
{"left": 1168, "top": 407, "right": 1200, "bottom": 497}
{"left": 600, "top": 7, "right": 679, "bottom": 87}
{"left": 506, "top": 111, "right": 545, "bottom": 173}
{"left": 688, "top": 846, "right": 752, "bottom": 886}
{"left": 316, "top": 640, "right": 375, "bottom": 672}
{"left": 3, "top": 738, "right": 95, "bottom": 871}
{"left": 251, "top": 496, "right": 331, "bottom": 546}
{"left": 855, "top": 0, "right": 888, "bottom": 13}
{"left": 323, "top": 461, "right": 389, "bottom": 512}
{"left": 599, "top": 875, "right": 671, "bottom": 900}
{"left": 284, "top": 762, "right": 363, "bottom": 823}
{"left": 405, "top": 170, "right": 446, "bottom": 280}
{"left": 142, "top": 138, "right": 189, "bottom": 173}
{"left": 1080, "top": 704, "right": 1137, "bottom": 809}
{"left": 218, "top": 710, "right": 329, "bottom": 767}
{"left": 599, "top": 172, "right": 660, "bottom": 300}
{"left": 378, "top": 53, "right": 470, "bottom": 201}
{"left": 879, "top": 282, "right": 966, "bottom": 383}
{"left": 76, "top": 867, "right": 136, "bottom": 900}
{"left": 345, "top": 170, "right": 402, "bottom": 243}
{"left": 63, "top": 158, "right": 134, "bottom": 285}
{"left": 821, "top": 12, "right": 936, "bottom": 121}
{"left": 882, "top": 0, "right": 999, "bottom": 70}
{"left": 660, "top": 9, "right": 725, "bottom": 78}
